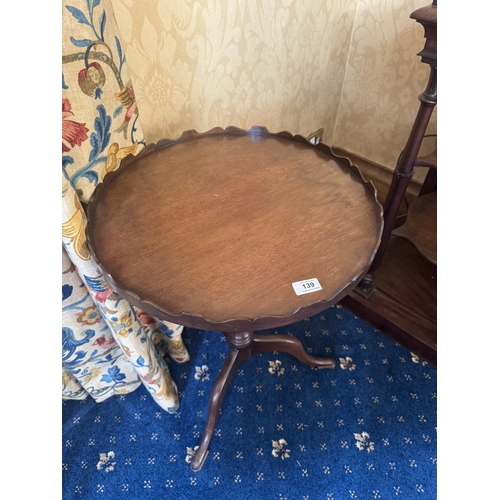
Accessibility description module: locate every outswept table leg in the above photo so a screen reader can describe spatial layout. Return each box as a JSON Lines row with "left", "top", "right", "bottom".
{"left": 190, "top": 332, "right": 251, "bottom": 472}
{"left": 252, "top": 334, "right": 335, "bottom": 369}
{"left": 190, "top": 330, "right": 334, "bottom": 471}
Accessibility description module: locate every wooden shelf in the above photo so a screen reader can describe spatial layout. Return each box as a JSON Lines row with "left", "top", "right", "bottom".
{"left": 335, "top": 152, "right": 437, "bottom": 366}
{"left": 392, "top": 191, "right": 436, "bottom": 264}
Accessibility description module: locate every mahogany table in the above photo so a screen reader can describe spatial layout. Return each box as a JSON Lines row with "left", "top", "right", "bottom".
{"left": 86, "top": 126, "right": 383, "bottom": 472}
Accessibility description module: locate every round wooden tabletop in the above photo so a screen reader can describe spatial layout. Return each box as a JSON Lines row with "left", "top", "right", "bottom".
{"left": 87, "top": 127, "right": 383, "bottom": 331}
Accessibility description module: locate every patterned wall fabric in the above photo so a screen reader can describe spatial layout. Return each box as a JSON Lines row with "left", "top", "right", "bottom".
{"left": 62, "top": 0, "right": 190, "bottom": 412}
{"left": 109, "top": 0, "right": 436, "bottom": 171}
{"left": 334, "top": 0, "right": 437, "bottom": 168}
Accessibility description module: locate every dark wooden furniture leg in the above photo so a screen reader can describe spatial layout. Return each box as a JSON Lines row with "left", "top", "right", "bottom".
{"left": 252, "top": 335, "right": 336, "bottom": 368}
{"left": 189, "top": 342, "right": 242, "bottom": 472}
{"left": 190, "top": 331, "right": 335, "bottom": 472}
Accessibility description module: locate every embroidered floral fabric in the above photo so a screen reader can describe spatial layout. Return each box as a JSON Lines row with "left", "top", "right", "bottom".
{"left": 62, "top": 0, "right": 189, "bottom": 412}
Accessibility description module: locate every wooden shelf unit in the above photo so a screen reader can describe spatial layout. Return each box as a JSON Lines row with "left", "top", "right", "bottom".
{"left": 340, "top": 1, "right": 437, "bottom": 366}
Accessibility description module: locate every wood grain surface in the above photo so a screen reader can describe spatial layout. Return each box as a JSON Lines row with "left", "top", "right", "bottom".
{"left": 87, "top": 128, "right": 382, "bottom": 330}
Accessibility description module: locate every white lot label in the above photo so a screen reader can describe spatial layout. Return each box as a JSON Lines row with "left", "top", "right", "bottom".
{"left": 292, "top": 278, "right": 323, "bottom": 296}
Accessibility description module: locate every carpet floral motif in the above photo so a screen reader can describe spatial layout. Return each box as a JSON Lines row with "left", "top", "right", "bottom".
{"left": 194, "top": 365, "right": 210, "bottom": 381}
{"left": 96, "top": 451, "right": 115, "bottom": 472}
{"left": 354, "top": 432, "right": 375, "bottom": 453}
{"left": 272, "top": 439, "right": 291, "bottom": 460}
{"left": 268, "top": 360, "right": 285, "bottom": 376}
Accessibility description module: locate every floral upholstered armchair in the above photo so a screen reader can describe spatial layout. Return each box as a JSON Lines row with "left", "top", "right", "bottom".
{"left": 62, "top": 0, "right": 189, "bottom": 413}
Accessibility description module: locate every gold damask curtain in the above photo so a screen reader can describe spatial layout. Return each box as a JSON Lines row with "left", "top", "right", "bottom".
{"left": 109, "top": 0, "right": 436, "bottom": 172}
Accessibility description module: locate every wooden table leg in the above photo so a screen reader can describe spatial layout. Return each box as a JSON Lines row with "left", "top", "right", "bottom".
{"left": 190, "top": 346, "right": 241, "bottom": 472}
{"left": 190, "top": 331, "right": 251, "bottom": 472}
{"left": 252, "top": 334, "right": 336, "bottom": 369}
{"left": 190, "top": 330, "right": 335, "bottom": 472}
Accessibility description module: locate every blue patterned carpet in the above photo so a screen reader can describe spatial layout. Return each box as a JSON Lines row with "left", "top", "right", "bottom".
{"left": 62, "top": 304, "right": 437, "bottom": 500}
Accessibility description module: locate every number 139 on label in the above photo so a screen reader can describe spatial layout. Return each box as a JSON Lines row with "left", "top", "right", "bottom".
{"left": 292, "top": 278, "right": 323, "bottom": 296}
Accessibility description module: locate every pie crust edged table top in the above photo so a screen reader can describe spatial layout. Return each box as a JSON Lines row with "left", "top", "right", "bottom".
{"left": 86, "top": 126, "right": 383, "bottom": 332}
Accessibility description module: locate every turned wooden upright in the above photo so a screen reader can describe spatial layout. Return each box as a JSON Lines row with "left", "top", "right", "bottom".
{"left": 358, "top": 0, "right": 437, "bottom": 293}
{"left": 86, "top": 126, "right": 383, "bottom": 471}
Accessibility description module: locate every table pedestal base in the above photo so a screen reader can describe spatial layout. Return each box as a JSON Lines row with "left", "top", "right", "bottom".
{"left": 190, "top": 331, "right": 336, "bottom": 472}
